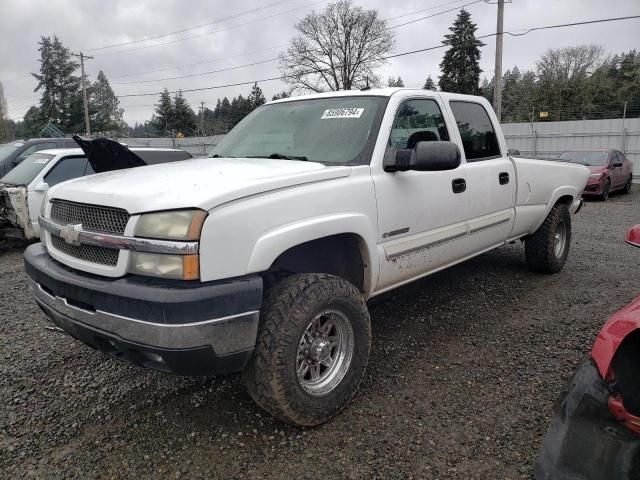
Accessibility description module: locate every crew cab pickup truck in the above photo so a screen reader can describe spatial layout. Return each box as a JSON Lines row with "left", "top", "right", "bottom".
{"left": 24, "top": 89, "right": 590, "bottom": 427}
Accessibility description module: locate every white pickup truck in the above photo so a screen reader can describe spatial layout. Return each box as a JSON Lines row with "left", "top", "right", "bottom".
{"left": 24, "top": 89, "right": 590, "bottom": 427}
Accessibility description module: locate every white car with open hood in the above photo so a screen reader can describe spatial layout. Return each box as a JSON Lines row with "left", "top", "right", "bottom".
{"left": 24, "top": 89, "right": 590, "bottom": 426}
{"left": 0, "top": 140, "right": 192, "bottom": 246}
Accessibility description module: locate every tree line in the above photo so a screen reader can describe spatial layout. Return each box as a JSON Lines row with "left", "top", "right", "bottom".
{"left": 5, "top": 36, "right": 124, "bottom": 140}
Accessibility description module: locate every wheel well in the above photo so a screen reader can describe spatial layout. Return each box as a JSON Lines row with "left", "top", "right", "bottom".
{"left": 556, "top": 194, "right": 574, "bottom": 207}
{"left": 266, "top": 234, "right": 367, "bottom": 292}
{"left": 611, "top": 330, "right": 640, "bottom": 416}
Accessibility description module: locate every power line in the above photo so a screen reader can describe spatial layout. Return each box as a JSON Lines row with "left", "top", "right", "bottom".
{"left": 110, "top": 0, "right": 487, "bottom": 86}
{"left": 386, "top": 0, "right": 475, "bottom": 21}
{"left": 92, "top": 0, "right": 328, "bottom": 57}
{"left": 112, "top": 58, "right": 279, "bottom": 85}
{"left": 84, "top": 0, "right": 296, "bottom": 52}
{"left": 110, "top": 44, "right": 288, "bottom": 80}
{"left": 388, "top": 0, "right": 485, "bottom": 29}
{"left": 108, "top": 1, "right": 469, "bottom": 81}
{"left": 114, "top": 13, "right": 640, "bottom": 99}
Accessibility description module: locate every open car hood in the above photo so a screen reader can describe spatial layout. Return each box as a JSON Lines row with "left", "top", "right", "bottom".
{"left": 72, "top": 136, "right": 146, "bottom": 173}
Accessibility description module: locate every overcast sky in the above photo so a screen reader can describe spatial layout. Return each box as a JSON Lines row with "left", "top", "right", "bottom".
{"left": 2, "top": 0, "right": 639, "bottom": 125}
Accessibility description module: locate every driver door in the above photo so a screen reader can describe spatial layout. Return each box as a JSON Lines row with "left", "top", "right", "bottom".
{"left": 373, "top": 97, "right": 469, "bottom": 292}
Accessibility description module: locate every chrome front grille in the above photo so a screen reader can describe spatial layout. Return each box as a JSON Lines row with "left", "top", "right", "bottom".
{"left": 51, "top": 235, "right": 119, "bottom": 266}
{"left": 50, "top": 200, "right": 129, "bottom": 234}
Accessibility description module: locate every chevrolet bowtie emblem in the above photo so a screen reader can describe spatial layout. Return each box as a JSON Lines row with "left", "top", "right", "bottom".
{"left": 60, "top": 224, "right": 83, "bottom": 245}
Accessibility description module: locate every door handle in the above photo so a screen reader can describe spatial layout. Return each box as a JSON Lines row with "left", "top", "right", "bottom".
{"left": 499, "top": 172, "right": 510, "bottom": 185}
{"left": 452, "top": 178, "right": 466, "bottom": 194}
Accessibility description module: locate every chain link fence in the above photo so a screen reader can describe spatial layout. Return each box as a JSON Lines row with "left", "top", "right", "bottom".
{"left": 115, "top": 135, "right": 225, "bottom": 157}
{"left": 502, "top": 117, "right": 639, "bottom": 181}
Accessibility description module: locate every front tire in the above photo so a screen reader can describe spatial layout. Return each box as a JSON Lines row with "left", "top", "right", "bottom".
{"left": 243, "top": 273, "right": 371, "bottom": 427}
{"left": 601, "top": 178, "right": 611, "bottom": 201}
{"left": 525, "top": 203, "right": 571, "bottom": 273}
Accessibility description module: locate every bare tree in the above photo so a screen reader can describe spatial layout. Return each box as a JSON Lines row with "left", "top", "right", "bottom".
{"left": 279, "top": 0, "right": 394, "bottom": 92}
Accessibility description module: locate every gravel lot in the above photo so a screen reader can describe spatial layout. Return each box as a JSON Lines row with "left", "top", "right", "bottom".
{"left": 1, "top": 187, "right": 639, "bottom": 480}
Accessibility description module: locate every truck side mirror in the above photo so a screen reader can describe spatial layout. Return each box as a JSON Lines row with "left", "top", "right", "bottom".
{"left": 33, "top": 182, "right": 49, "bottom": 192}
{"left": 508, "top": 148, "right": 520, "bottom": 156}
{"left": 385, "top": 141, "right": 461, "bottom": 172}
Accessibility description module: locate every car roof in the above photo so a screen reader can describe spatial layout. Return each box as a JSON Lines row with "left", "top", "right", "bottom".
{"left": 266, "top": 87, "right": 486, "bottom": 105}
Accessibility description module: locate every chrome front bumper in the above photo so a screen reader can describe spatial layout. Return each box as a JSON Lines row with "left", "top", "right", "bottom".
{"left": 30, "top": 279, "right": 259, "bottom": 354}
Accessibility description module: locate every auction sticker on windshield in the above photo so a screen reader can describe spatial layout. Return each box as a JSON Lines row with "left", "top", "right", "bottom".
{"left": 321, "top": 108, "right": 364, "bottom": 119}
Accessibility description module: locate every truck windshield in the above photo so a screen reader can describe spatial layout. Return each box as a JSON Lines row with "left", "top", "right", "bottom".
{"left": 212, "top": 96, "right": 387, "bottom": 165}
{"left": 558, "top": 151, "right": 608, "bottom": 166}
{"left": 0, "top": 153, "right": 54, "bottom": 186}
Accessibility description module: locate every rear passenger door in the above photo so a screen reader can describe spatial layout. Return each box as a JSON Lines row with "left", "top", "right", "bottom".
{"left": 448, "top": 101, "right": 516, "bottom": 253}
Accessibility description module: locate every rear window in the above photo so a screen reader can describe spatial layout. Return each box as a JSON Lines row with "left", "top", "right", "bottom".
{"left": 450, "top": 101, "right": 501, "bottom": 161}
{"left": 133, "top": 150, "right": 192, "bottom": 164}
{"left": 0, "top": 153, "right": 54, "bottom": 185}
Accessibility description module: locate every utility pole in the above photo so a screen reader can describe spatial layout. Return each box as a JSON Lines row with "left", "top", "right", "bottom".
{"left": 72, "top": 52, "right": 94, "bottom": 136}
{"left": 492, "top": 0, "right": 504, "bottom": 121}
{"left": 200, "top": 101, "right": 206, "bottom": 136}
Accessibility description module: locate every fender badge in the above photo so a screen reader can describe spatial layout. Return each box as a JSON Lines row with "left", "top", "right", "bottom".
{"left": 60, "top": 224, "right": 83, "bottom": 246}
{"left": 382, "top": 227, "right": 410, "bottom": 239}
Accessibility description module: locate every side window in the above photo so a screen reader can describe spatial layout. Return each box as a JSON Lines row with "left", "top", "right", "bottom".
{"left": 44, "top": 157, "right": 89, "bottom": 187}
{"left": 614, "top": 151, "right": 625, "bottom": 166}
{"left": 449, "top": 101, "right": 501, "bottom": 161}
{"left": 388, "top": 99, "right": 450, "bottom": 151}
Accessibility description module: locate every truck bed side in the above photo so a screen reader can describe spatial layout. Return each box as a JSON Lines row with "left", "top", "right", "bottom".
{"left": 509, "top": 157, "right": 590, "bottom": 240}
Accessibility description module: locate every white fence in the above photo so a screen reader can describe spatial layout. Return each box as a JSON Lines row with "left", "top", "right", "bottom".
{"left": 502, "top": 117, "right": 640, "bottom": 180}
{"left": 119, "top": 117, "right": 640, "bottom": 181}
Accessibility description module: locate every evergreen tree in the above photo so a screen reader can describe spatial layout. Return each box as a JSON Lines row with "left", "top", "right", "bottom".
{"left": 91, "top": 71, "right": 123, "bottom": 133}
{"left": 272, "top": 91, "right": 290, "bottom": 101}
{"left": 438, "top": 9, "right": 485, "bottom": 94}
{"left": 152, "top": 88, "right": 174, "bottom": 135}
{"left": 248, "top": 82, "right": 266, "bottom": 109}
{"left": 423, "top": 76, "right": 436, "bottom": 90}
{"left": 172, "top": 91, "right": 197, "bottom": 135}
{"left": 479, "top": 77, "right": 494, "bottom": 105}
{"left": 387, "top": 76, "right": 404, "bottom": 87}
{"left": 0, "top": 81, "right": 7, "bottom": 141}
{"left": 32, "top": 36, "right": 81, "bottom": 131}
{"left": 21, "top": 106, "right": 43, "bottom": 137}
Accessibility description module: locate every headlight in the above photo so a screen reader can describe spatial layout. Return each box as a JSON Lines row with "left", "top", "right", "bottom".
{"left": 589, "top": 173, "right": 602, "bottom": 180}
{"left": 131, "top": 209, "right": 206, "bottom": 280}
{"left": 129, "top": 252, "right": 199, "bottom": 280}
{"left": 134, "top": 209, "right": 206, "bottom": 240}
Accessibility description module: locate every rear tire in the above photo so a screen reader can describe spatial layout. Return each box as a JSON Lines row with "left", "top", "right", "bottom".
{"left": 623, "top": 176, "right": 633, "bottom": 194}
{"left": 525, "top": 203, "right": 571, "bottom": 273}
{"left": 243, "top": 273, "right": 371, "bottom": 427}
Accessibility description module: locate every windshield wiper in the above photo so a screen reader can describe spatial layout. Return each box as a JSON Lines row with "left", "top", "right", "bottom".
{"left": 249, "top": 153, "right": 309, "bottom": 161}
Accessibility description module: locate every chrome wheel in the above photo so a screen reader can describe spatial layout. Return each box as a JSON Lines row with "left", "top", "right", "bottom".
{"left": 554, "top": 221, "right": 567, "bottom": 258}
{"left": 296, "top": 309, "right": 354, "bottom": 397}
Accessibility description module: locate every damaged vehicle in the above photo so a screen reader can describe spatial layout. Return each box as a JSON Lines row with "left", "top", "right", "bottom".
{"left": 535, "top": 225, "right": 640, "bottom": 480}
{"left": 0, "top": 138, "right": 79, "bottom": 177}
{"left": 24, "top": 89, "right": 591, "bottom": 426}
{"left": 0, "top": 138, "right": 192, "bottom": 247}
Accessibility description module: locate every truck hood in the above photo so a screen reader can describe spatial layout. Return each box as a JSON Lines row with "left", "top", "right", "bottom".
{"left": 48, "top": 157, "right": 351, "bottom": 213}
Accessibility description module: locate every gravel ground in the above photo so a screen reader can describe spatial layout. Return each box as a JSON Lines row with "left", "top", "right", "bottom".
{"left": 1, "top": 187, "right": 639, "bottom": 480}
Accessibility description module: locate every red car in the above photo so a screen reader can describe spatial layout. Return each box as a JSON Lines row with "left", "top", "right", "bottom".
{"left": 558, "top": 149, "right": 634, "bottom": 200}
{"left": 535, "top": 225, "right": 640, "bottom": 479}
